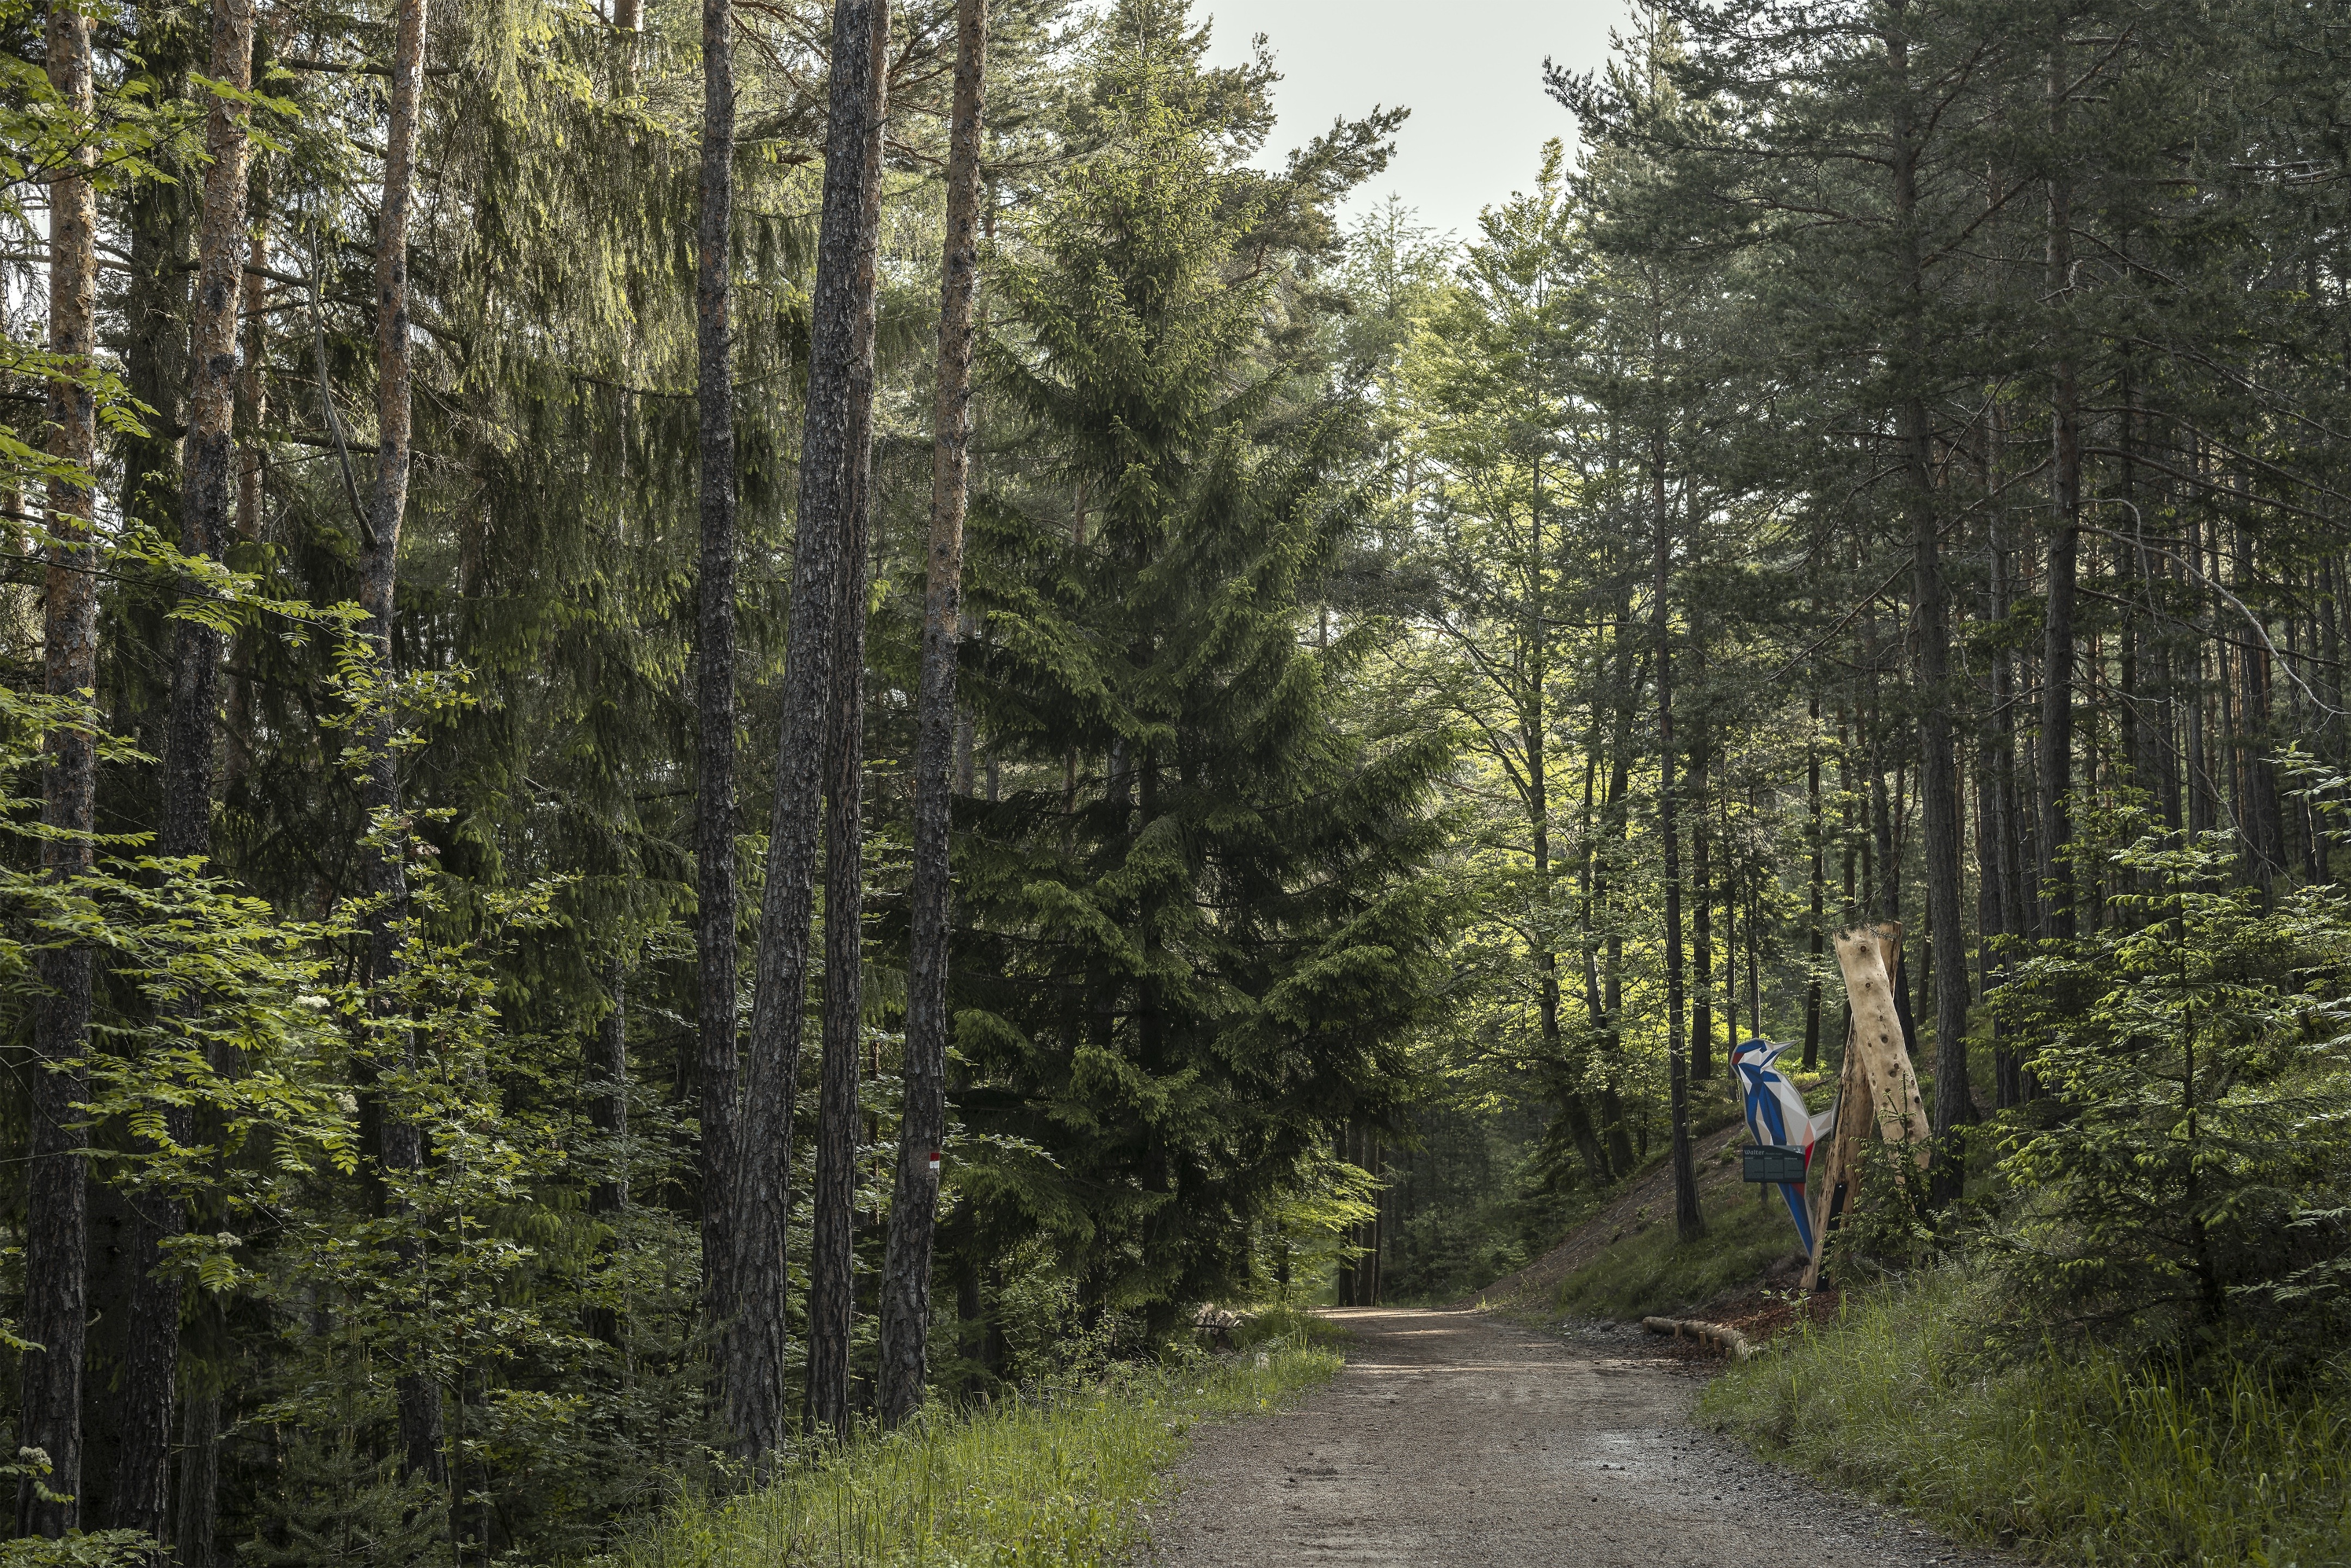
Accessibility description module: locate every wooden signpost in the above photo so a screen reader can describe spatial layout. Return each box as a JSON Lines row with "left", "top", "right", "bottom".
{"left": 1801, "top": 922, "right": 1931, "bottom": 1293}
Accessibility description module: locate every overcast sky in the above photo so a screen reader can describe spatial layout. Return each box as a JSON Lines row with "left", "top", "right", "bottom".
{"left": 1198, "top": 1, "right": 1632, "bottom": 243}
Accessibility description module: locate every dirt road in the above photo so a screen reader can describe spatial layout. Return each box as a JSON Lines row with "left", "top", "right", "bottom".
{"left": 1148, "top": 1307, "right": 1996, "bottom": 1567}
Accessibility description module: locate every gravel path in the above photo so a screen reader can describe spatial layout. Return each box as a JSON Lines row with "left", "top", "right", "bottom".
{"left": 1148, "top": 1306, "right": 2002, "bottom": 1568}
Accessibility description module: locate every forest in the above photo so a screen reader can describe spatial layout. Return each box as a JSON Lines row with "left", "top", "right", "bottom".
{"left": 4, "top": 0, "right": 2351, "bottom": 1560}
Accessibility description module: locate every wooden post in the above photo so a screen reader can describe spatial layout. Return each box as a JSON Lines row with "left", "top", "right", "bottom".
{"left": 1801, "top": 923, "right": 1931, "bottom": 1292}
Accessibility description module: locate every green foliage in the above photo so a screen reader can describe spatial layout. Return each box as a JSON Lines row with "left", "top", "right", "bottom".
{"left": 1705, "top": 1270, "right": 2351, "bottom": 1567}
{"left": 614, "top": 1341, "right": 1340, "bottom": 1568}
{"left": 953, "top": 18, "right": 1450, "bottom": 1324}
{"left": 1989, "top": 814, "right": 2351, "bottom": 1362}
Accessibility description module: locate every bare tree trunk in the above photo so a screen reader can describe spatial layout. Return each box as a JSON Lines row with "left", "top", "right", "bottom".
{"left": 366, "top": 0, "right": 444, "bottom": 1487}
{"left": 878, "top": 0, "right": 987, "bottom": 1429}
{"left": 173, "top": 1387, "right": 220, "bottom": 1568}
{"left": 118, "top": 0, "right": 257, "bottom": 1540}
{"left": 733, "top": 0, "right": 890, "bottom": 1461}
{"left": 1652, "top": 433, "right": 1702, "bottom": 1243}
{"left": 18, "top": 0, "right": 98, "bottom": 1535}
{"left": 693, "top": 0, "right": 741, "bottom": 1418}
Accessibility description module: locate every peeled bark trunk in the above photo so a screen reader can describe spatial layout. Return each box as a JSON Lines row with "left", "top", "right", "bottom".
{"left": 118, "top": 0, "right": 257, "bottom": 1538}
{"left": 367, "top": 0, "right": 444, "bottom": 1487}
{"left": 733, "top": 0, "right": 890, "bottom": 1461}
{"left": 1652, "top": 434, "right": 1702, "bottom": 1243}
{"left": 878, "top": 0, "right": 988, "bottom": 1429}
{"left": 693, "top": 0, "right": 741, "bottom": 1411}
{"left": 19, "top": 0, "right": 99, "bottom": 1536}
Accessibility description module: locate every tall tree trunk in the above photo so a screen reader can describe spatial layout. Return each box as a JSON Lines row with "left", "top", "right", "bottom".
{"left": 118, "top": 0, "right": 257, "bottom": 1539}
{"left": 735, "top": 0, "right": 890, "bottom": 1460}
{"left": 1885, "top": 2, "right": 1970, "bottom": 1206}
{"left": 173, "top": 1387, "right": 220, "bottom": 1568}
{"left": 586, "top": 963, "right": 627, "bottom": 1347}
{"left": 878, "top": 0, "right": 987, "bottom": 1429}
{"left": 19, "top": 0, "right": 98, "bottom": 1535}
{"left": 1652, "top": 433, "right": 1702, "bottom": 1242}
{"left": 693, "top": 0, "right": 741, "bottom": 1416}
{"left": 366, "top": 0, "right": 444, "bottom": 1487}
{"left": 2040, "top": 43, "right": 2081, "bottom": 945}
{"left": 225, "top": 142, "right": 270, "bottom": 802}
{"left": 1803, "top": 693, "right": 1825, "bottom": 1069}
{"left": 805, "top": 312, "right": 881, "bottom": 1436}
{"left": 1690, "top": 740, "right": 1714, "bottom": 1080}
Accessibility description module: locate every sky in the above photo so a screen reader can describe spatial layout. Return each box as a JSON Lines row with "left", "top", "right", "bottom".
{"left": 1197, "top": 1, "right": 1632, "bottom": 243}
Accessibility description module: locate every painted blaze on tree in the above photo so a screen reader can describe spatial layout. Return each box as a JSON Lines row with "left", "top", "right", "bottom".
{"left": 955, "top": 59, "right": 1451, "bottom": 1332}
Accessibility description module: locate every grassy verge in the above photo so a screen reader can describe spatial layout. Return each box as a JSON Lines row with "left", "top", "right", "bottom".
{"left": 1551, "top": 1188, "right": 1802, "bottom": 1320}
{"left": 617, "top": 1340, "right": 1340, "bottom": 1568}
{"left": 1703, "top": 1271, "right": 2351, "bottom": 1564}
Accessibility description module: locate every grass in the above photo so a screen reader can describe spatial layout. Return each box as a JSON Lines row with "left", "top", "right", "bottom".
{"left": 1547, "top": 1184, "right": 1806, "bottom": 1320}
{"left": 613, "top": 1339, "right": 1340, "bottom": 1568}
{"left": 1703, "top": 1271, "right": 2351, "bottom": 1566}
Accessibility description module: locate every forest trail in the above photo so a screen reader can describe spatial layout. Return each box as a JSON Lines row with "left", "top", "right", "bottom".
{"left": 1147, "top": 1307, "right": 1999, "bottom": 1567}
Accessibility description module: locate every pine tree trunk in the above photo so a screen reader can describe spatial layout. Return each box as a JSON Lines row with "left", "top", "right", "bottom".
{"left": 173, "top": 1387, "right": 220, "bottom": 1568}
{"left": 587, "top": 963, "right": 627, "bottom": 1346}
{"left": 1803, "top": 694, "right": 1825, "bottom": 1069}
{"left": 18, "top": 0, "right": 98, "bottom": 1535}
{"left": 693, "top": 0, "right": 741, "bottom": 1408}
{"left": 1652, "top": 433, "right": 1702, "bottom": 1243}
{"left": 368, "top": 0, "right": 444, "bottom": 1487}
{"left": 2040, "top": 46, "right": 2081, "bottom": 944}
{"left": 1882, "top": 4, "right": 1971, "bottom": 1204}
{"left": 734, "top": 0, "right": 889, "bottom": 1459}
{"left": 805, "top": 343, "right": 878, "bottom": 1436}
{"left": 1690, "top": 742, "right": 1714, "bottom": 1080}
{"left": 878, "top": 0, "right": 987, "bottom": 1429}
{"left": 118, "top": 0, "right": 257, "bottom": 1536}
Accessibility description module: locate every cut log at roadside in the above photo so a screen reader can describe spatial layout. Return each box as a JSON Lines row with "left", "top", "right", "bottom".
{"left": 1641, "top": 1315, "right": 1758, "bottom": 1360}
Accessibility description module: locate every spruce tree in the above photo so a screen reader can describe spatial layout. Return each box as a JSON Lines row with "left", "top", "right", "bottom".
{"left": 956, "top": 38, "right": 1450, "bottom": 1323}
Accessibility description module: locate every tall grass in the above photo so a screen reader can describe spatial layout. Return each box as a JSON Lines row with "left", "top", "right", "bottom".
{"left": 1703, "top": 1272, "right": 2351, "bottom": 1565}
{"left": 612, "top": 1341, "right": 1339, "bottom": 1568}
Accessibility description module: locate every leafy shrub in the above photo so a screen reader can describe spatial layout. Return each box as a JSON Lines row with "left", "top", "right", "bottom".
{"left": 1989, "top": 816, "right": 2351, "bottom": 1366}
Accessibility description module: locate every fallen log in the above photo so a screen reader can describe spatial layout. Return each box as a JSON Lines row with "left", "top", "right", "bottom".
{"left": 1640, "top": 1315, "right": 1758, "bottom": 1361}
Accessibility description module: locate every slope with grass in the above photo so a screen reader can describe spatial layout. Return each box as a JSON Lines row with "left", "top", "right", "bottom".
{"left": 1704, "top": 1271, "right": 2351, "bottom": 1565}
{"left": 1473, "top": 1109, "right": 1816, "bottom": 1324}
{"left": 615, "top": 1341, "right": 1339, "bottom": 1568}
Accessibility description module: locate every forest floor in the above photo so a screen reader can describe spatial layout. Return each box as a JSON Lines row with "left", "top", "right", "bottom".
{"left": 1144, "top": 1306, "right": 2004, "bottom": 1567}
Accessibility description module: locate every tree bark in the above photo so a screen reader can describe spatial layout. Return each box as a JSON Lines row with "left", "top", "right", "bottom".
{"left": 18, "top": 0, "right": 99, "bottom": 1535}
{"left": 1689, "top": 740, "right": 1714, "bottom": 1080}
{"left": 2040, "top": 41, "right": 2081, "bottom": 944}
{"left": 693, "top": 0, "right": 741, "bottom": 1416}
{"left": 733, "top": 0, "right": 890, "bottom": 1461}
{"left": 1652, "top": 432, "right": 1701, "bottom": 1243}
{"left": 118, "top": 0, "right": 257, "bottom": 1539}
{"left": 1884, "top": 0, "right": 1971, "bottom": 1207}
{"left": 366, "top": 0, "right": 444, "bottom": 1487}
{"left": 587, "top": 962, "right": 627, "bottom": 1346}
{"left": 878, "top": 0, "right": 987, "bottom": 1429}
{"left": 1803, "top": 693, "right": 1825, "bottom": 1069}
